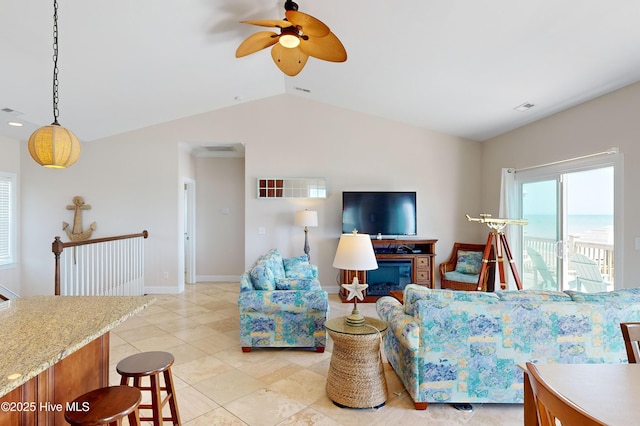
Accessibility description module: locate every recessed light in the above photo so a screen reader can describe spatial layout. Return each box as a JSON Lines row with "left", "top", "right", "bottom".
{"left": 514, "top": 102, "right": 535, "bottom": 112}
{"left": 7, "top": 122, "right": 23, "bottom": 127}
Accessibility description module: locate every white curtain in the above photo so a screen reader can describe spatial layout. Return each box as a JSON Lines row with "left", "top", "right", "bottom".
{"left": 499, "top": 168, "right": 516, "bottom": 218}
{"left": 498, "top": 168, "right": 521, "bottom": 289}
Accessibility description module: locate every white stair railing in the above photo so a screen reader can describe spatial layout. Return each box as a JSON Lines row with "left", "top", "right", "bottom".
{"left": 53, "top": 230, "right": 148, "bottom": 296}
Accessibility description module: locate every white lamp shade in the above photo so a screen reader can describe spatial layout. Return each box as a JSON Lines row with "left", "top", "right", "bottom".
{"left": 333, "top": 232, "right": 378, "bottom": 271}
{"left": 295, "top": 210, "right": 318, "bottom": 227}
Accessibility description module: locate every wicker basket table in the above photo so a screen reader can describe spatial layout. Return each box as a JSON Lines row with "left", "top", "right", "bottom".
{"left": 325, "top": 316, "right": 388, "bottom": 408}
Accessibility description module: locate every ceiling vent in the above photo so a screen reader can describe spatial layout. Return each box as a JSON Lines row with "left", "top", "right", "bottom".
{"left": 204, "top": 145, "right": 237, "bottom": 152}
{"left": 1, "top": 107, "right": 23, "bottom": 116}
{"left": 514, "top": 102, "right": 535, "bottom": 112}
{"left": 192, "top": 143, "right": 245, "bottom": 158}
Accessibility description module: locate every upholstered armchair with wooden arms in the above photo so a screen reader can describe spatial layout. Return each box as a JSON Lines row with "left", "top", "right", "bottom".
{"left": 439, "top": 242, "right": 495, "bottom": 291}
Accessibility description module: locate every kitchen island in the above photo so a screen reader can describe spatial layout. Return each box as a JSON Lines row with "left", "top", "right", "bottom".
{"left": 0, "top": 295, "right": 154, "bottom": 425}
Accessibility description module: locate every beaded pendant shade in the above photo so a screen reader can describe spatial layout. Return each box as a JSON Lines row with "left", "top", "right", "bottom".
{"left": 28, "top": 0, "right": 81, "bottom": 169}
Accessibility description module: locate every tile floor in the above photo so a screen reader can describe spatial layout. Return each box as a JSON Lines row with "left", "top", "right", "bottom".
{"left": 109, "top": 282, "right": 523, "bottom": 425}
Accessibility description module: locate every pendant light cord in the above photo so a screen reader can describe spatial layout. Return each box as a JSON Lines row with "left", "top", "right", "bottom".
{"left": 52, "top": 0, "right": 60, "bottom": 125}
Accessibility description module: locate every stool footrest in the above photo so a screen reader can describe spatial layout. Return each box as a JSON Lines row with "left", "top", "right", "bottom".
{"left": 139, "top": 393, "right": 173, "bottom": 410}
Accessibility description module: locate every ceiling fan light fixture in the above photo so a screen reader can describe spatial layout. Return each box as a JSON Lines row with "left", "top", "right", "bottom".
{"left": 236, "top": 0, "right": 346, "bottom": 75}
{"left": 279, "top": 34, "right": 300, "bottom": 48}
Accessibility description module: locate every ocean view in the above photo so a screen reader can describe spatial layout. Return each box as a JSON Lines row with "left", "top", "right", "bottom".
{"left": 523, "top": 214, "right": 613, "bottom": 239}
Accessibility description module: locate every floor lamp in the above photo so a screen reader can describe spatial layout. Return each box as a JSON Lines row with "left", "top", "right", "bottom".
{"left": 295, "top": 210, "right": 318, "bottom": 260}
{"left": 333, "top": 230, "right": 378, "bottom": 327}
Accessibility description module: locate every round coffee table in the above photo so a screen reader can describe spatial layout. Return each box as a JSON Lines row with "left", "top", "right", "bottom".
{"left": 325, "top": 316, "right": 388, "bottom": 408}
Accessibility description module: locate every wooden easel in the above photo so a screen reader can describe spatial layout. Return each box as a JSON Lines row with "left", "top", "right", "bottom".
{"left": 467, "top": 214, "right": 528, "bottom": 291}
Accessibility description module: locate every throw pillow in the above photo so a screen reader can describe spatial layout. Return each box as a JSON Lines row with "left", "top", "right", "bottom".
{"left": 275, "top": 278, "right": 315, "bottom": 290}
{"left": 455, "top": 250, "right": 483, "bottom": 275}
{"left": 261, "top": 248, "right": 286, "bottom": 279}
{"left": 284, "top": 265, "right": 316, "bottom": 279}
{"left": 250, "top": 262, "right": 276, "bottom": 291}
{"left": 283, "top": 255, "right": 310, "bottom": 277}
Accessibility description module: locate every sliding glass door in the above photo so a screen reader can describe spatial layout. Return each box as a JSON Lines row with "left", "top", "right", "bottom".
{"left": 515, "top": 162, "right": 616, "bottom": 292}
{"left": 521, "top": 179, "right": 560, "bottom": 290}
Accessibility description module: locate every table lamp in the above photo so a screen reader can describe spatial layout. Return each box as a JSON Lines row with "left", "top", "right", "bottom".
{"left": 333, "top": 230, "right": 378, "bottom": 327}
{"left": 295, "top": 209, "right": 318, "bottom": 260}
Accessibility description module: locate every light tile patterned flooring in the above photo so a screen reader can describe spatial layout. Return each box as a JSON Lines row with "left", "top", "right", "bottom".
{"left": 109, "top": 283, "right": 523, "bottom": 425}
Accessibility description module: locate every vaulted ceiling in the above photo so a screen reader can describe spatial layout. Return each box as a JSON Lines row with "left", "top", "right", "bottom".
{"left": 2, "top": 0, "right": 640, "bottom": 144}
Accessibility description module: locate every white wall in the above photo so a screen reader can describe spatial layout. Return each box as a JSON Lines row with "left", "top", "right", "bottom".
{"left": 481, "top": 81, "right": 640, "bottom": 288}
{"left": 195, "top": 157, "right": 245, "bottom": 280}
{"left": 239, "top": 96, "right": 484, "bottom": 292}
{"left": 13, "top": 94, "right": 486, "bottom": 295}
{"left": 11, "top": 84, "right": 640, "bottom": 294}
{"left": 0, "top": 135, "right": 20, "bottom": 295}
{"left": 20, "top": 127, "right": 182, "bottom": 296}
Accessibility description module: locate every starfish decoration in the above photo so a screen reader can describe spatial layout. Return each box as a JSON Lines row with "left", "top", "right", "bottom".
{"left": 341, "top": 278, "right": 368, "bottom": 301}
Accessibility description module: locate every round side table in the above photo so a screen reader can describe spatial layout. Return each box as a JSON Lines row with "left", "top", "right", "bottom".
{"left": 325, "top": 316, "right": 388, "bottom": 408}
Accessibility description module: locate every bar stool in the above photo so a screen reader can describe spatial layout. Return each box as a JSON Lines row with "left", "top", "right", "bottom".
{"left": 64, "top": 385, "right": 141, "bottom": 426}
{"left": 117, "top": 351, "right": 181, "bottom": 425}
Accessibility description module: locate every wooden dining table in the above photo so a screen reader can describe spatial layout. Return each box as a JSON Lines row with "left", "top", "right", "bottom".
{"left": 521, "top": 363, "right": 640, "bottom": 426}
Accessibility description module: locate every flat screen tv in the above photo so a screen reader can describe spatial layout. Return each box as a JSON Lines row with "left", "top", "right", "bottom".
{"left": 342, "top": 191, "right": 417, "bottom": 237}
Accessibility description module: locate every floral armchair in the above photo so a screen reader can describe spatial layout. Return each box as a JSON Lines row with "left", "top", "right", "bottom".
{"left": 238, "top": 249, "right": 329, "bottom": 352}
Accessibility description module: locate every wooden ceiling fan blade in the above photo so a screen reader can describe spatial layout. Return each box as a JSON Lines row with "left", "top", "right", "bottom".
{"left": 299, "top": 32, "right": 347, "bottom": 62}
{"left": 241, "top": 19, "right": 293, "bottom": 29}
{"left": 236, "top": 31, "right": 279, "bottom": 58}
{"left": 285, "top": 11, "right": 330, "bottom": 37}
{"left": 271, "top": 43, "right": 309, "bottom": 76}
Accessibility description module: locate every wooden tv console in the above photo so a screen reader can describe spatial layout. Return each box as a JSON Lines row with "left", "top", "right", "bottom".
{"left": 339, "top": 238, "right": 437, "bottom": 303}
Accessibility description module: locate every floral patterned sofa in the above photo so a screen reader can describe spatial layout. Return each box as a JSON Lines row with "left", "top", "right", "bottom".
{"left": 376, "top": 284, "right": 640, "bottom": 409}
{"left": 238, "top": 249, "right": 329, "bottom": 352}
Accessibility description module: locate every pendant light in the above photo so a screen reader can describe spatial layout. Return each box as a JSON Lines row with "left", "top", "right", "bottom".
{"left": 28, "top": 0, "right": 81, "bottom": 169}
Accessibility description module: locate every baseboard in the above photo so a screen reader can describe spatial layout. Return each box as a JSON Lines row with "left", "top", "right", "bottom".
{"left": 0, "top": 284, "right": 20, "bottom": 299}
{"left": 196, "top": 275, "right": 241, "bottom": 283}
{"left": 194, "top": 277, "right": 339, "bottom": 293}
{"left": 324, "top": 284, "right": 340, "bottom": 294}
{"left": 143, "top": 286, "right": 182, "bottom": 295}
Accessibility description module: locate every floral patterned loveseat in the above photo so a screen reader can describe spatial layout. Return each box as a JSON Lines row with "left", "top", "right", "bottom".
{"left": 376, "top": 284, "right": 640, "bottom": 409}
{"left": 238, "top": 248, "right": 329, "bottom": 352}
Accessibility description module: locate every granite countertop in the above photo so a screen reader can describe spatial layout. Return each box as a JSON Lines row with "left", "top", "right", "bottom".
{"left": 0, "top": 295, "right": 154, "bottom": 397}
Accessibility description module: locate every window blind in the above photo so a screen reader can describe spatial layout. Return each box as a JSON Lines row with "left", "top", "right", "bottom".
{"left": 0, "top": 173, "right": 15, "bottom": 266}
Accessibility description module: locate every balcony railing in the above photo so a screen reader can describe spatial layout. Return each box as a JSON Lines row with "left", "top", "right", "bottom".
{"left": 522, "top": 232, "right": 613, "bottom": 290}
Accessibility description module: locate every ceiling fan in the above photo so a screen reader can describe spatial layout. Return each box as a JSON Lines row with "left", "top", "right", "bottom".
{"left": 235, "top": 0, "right": 347, "bottom": 76}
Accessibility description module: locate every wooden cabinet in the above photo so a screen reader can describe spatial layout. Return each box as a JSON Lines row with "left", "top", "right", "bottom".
{"left": 340, "top": 239, "right": 437, "bottom": 302}
{"left": 415, "top": 255, "right": 432, "bottom": 285}
{"left": 0, "top": 334, "right": 109, "bottom": 425}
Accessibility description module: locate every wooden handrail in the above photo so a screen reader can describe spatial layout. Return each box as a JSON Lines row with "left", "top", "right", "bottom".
{"left": 53, "top": 230, "right": 149, "bottom": 295}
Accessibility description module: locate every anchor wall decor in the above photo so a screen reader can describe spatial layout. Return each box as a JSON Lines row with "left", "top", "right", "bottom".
{"left": 63, "top": 196, "right": 96, "bottom": 241}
